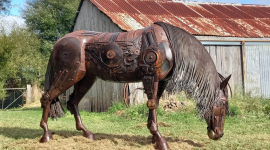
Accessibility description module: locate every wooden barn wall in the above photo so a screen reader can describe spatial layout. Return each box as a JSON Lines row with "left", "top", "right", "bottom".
{"left": 245, "top": 45, "right": 270, "bottom": 98}
{"left": 70, "top": 0, "right": 124, "bottom": 112}
{"left": 204, "top": 45, "right": 243, "bottom": 94}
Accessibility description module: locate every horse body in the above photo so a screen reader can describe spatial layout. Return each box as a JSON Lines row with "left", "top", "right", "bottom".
{"left": 51, "top": 24, "right": 173, "bottom": 84}
{"left": 40, "top": 22, "right": 231, "bottom": 150}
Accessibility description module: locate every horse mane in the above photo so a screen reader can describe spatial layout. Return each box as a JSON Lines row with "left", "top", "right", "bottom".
{"left": 155, "top": 22, "right": 220, "bottom": 118}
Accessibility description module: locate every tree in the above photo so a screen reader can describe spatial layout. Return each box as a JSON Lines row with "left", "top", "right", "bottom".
{"left": 0, "top": 26, "right": 46, "bottom": 100}
{"left": 0, "top": 0, "right": 10, "bottom": 14}
{"left": 22, "top": 0, "right": 80, "bottom": 58}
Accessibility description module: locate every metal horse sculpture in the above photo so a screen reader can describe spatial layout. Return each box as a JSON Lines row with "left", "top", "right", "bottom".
{"left": 40, "top": 22, "right": 231, "bottom": 150}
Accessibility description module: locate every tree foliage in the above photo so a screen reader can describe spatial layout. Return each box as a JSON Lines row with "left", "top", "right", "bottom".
{"left": 0, "top": 26, "right": 46, "bottom": 99}
{"left": 22, "top": 0, "right": 80, "bottom": 58}
{"left": 0, "top": 0, "right": 10, "bottom": 14}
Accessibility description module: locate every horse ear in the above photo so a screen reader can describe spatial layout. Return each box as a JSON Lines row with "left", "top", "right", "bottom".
{"left": 220, "top": 75, "right": 231, "bottom": 90}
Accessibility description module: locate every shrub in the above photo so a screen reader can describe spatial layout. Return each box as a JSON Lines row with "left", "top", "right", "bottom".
{"left": 108, "top": 102, "right": 126, "bottom": 114}
{"left": 264, "top": 105, "right": 270, "bottom": 114}
{"left": 229, "top": 105, "right": 241, "bottom": 116}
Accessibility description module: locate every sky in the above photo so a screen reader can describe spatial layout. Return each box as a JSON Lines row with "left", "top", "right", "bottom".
{"left": 0, "top": 0, "right": 26, "bottom": 33}
{"left": 10, "top": 0, "right": 26, "bottom": 16}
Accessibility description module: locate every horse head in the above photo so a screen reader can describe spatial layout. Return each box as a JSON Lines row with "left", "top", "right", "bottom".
{"left": 206, "top": 75, "right": 231, "bottom": 140}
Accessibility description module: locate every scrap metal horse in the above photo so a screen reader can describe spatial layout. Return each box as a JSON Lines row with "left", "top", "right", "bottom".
{"left": 40, "top": 22, "right": 231, "bottom": 150}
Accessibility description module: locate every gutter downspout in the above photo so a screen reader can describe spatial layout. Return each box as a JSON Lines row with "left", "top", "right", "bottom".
{"left": 241, "top": 41, "right": 246, "bottom": 96}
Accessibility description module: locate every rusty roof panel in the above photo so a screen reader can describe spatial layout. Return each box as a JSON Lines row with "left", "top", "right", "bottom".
{"left": 199, "top": 4, "right": 230, "bottom": 18}
{"left": 128, "top": 1, "right": 168, "bottom": 15}
{"left": 187, "top": 4, "right": 217, "bottom": 18}
{"left": 160, "top": 2, "right": 202, "bottom": 17}
{"left": 235, "top": 6, "right": 269, "bottom": 18}
{"left": 241, "top": 19, "right": 270, "bottom": 36}
{"left": 88, "top": 0, "right": 270, "bottom": 38}
{"left": 209, "top": 5, "right": 249, "bottom": 19}
{"left": 260, "top": 6, "right": 270, "bottom": 14}
{"left": 112, "top": 0, "right": 142, "bottom": 14}
{"left": 167, "top": 16, "right": 199, "bottom": 34}
{"left": 91, "top": 0, "right": 124, "bottom": 13}
{"left": 223, "top": 5, "right": 253, "bottom": 19}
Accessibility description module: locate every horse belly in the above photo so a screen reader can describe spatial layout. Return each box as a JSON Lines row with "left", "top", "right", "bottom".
{"left": 85, "top": 61, "right": 141, "bottom": 82}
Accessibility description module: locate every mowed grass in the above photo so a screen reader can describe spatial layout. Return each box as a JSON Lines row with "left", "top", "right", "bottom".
{"left": 0, "top": 95, "right": 270, "bottom": 150}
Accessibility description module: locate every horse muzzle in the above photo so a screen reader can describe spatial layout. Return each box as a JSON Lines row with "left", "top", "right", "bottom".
{"left": 207, "top": 129, "right": 223, "bottom": 140}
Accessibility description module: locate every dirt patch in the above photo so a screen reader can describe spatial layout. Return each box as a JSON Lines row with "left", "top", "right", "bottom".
{"left": 115, "top": 110, "right": 125, "bottom": 116}
{"left": 161, "top": 99, "right": 191, "bottom": 112}
{"left": 136, "top": 121, "right": 171, "bottom": 129}
{"left": 4, "top": 133, "right": 201, "bottom": 150}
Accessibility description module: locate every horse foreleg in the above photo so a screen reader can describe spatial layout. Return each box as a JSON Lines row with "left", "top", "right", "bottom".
{"left": 143, "top": 77, "right": 169, "bottom": 150}
{"left": 67, "top": 76, "right": 96, "bottom": 140}
{"left": 148, "top": 109, "right": 169, "bottom": 150}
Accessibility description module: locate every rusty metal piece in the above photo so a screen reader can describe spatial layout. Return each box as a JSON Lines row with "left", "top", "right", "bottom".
{"left": 145, "top": 51, "right": 157, "bottom": 63}
{"left": 106, "top": 50, "right": 115, "bottom": 59}
{"left": 147, "top": 99, "right": 157, "bottom": 109}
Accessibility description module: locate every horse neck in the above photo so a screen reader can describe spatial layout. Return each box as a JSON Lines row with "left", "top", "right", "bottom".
{"left": 156, "top": 22, "right": 220, "bottom": 118}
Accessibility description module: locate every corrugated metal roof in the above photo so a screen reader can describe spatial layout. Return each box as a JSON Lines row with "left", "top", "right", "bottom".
{"left": 88, "top": 0, "right": 270, "bottom": 38}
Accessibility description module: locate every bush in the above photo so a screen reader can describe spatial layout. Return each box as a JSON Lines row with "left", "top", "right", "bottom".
{"left": 108, "top": 101, "right": 166, "bottom": 120}
{"left": 264, "top": 105, "right": 270, "bottom": 114}
{"left": 229, "top": 105, "right": 241, "bottom": 116}
{"left": 229, "top": 93, "right": 270, "bottom": 116}
{"left": 108, "top": 102, "right": 126, "bottom": 114}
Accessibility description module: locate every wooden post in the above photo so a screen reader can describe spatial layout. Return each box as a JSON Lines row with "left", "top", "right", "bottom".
{"left": 26, "top": 84, "right": 32, "bottom": 104}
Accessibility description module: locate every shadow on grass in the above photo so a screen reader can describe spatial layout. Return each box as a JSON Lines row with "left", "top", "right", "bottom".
{"left": 0, "top": 127, "right": 204, "bottom": 148}
{"left": 3, "top": 107, "right": 42, "bottom": 111}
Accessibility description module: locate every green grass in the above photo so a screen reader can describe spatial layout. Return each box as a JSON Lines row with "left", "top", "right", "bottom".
{"left": 0, "top": 95, "right": 270, "bottom": 150}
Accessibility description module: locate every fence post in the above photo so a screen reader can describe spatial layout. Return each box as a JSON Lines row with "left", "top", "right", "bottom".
{"left": 26, "top": 84, "right": 32, "bottom": 104}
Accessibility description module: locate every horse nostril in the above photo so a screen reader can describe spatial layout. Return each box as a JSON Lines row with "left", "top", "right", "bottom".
{"left": 220, "top": 133, "right": 224, "bottom": 137}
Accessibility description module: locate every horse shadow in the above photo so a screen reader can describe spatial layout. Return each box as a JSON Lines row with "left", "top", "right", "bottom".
{"left": 0, "top": 127, "right": 204, "bottom": 148}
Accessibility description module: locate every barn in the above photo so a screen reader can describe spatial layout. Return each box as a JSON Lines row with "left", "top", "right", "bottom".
{"left": 68, "top": 0, "right": 270, "bottom": 112}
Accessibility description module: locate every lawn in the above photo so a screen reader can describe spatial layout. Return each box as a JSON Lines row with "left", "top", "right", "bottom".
{"left": 0, "top": 96, "right": 270, "bottom": 150}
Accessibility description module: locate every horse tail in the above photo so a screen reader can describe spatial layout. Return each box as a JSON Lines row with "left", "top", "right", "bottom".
{"left": 44, "top": 55, "right": 65, "bottom": 119}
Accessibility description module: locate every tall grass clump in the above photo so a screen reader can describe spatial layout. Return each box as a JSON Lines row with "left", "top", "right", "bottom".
{"left": 108, "top": 101, "right": 166, "bottom": 120}
{"left": 108, "top": 101, "right": 126, "bottom": 114}
{"left": 229, "top": 92, "right": 270, "bottom": 117}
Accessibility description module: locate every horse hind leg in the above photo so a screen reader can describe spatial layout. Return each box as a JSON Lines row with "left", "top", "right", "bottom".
{"left": 142, "top": 77, "right": 169, "bottom": 150}
{"left": 67, "top": 75, "right": 96, "bottom": 140}
{"left": 40, "top": 66, "right": 86, "bottom": 143}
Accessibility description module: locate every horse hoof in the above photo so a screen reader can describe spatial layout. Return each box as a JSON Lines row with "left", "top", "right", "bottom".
{"left": 154, "top": 137, "right": 169, "bottom": 150}
{"left": 83, "top": 130, "right": 95, "bottom": 140}
{"left": 40, "top": 132, "right": 52, "bottom": 143}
